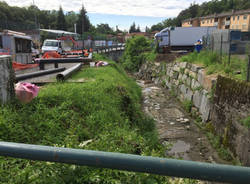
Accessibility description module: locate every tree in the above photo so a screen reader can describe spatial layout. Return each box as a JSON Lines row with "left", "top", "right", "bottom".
{"left": 65, "top": 11, "right": 78, "bottom": 32}
{"left": 76, "top": 5, "right": 91, "bottom": 34}
{"left": 129, "top": 22, "right": 136, "bottom": 33}
{"left": 96, "top": 23, "right": 114, "bottom": 34}
{"left": 136, "top": 25, "right": 141, "bottom": 32}
{"left": 57, "top": 6, "right": 67, "bottom": 30}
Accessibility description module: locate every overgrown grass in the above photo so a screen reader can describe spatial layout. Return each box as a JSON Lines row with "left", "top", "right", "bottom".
{"left": 241, "top": 116, "right": 250, "bottom": 128}
{"left": 180, "top": 51, "right": 248, "bottom": 80}
{"left": 0, "top": 56, "right": 197, "bottom": 183}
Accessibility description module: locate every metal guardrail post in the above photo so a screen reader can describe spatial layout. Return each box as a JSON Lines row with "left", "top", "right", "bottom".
{"left": 0, "top": 141, "right": 250, "bottom": 183}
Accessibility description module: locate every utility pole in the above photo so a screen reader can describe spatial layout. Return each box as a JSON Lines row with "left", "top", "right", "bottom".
{"left": 33, "top": 0, "right": 38, "bottom": 29}
{"left": 82, "top": 4, "right": 85, "bottom": 50}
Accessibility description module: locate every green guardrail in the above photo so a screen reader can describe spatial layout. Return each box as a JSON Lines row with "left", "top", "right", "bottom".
{"left": 0, "top": 141, "right": 249, "bottom": 183}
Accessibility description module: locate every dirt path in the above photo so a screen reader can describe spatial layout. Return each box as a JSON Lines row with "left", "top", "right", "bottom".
{"left": 137, "top": 80, "right": 229, "bottom": 164}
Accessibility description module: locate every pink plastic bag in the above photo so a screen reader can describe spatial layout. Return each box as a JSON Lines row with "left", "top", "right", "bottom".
{"left": 96, "top": 61, "right": 108, "bottom": 67}
{"left": 15, "top": 82, "right": 40, "bottom": 103}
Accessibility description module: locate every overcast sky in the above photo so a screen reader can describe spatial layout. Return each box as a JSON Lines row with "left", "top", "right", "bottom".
{"left": 4, "top": 0, "right": 208, "bottom": 30}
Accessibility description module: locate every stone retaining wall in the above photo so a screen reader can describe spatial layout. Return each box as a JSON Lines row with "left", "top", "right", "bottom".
{"left": 0, "top": 55, "right": 15, "bottom": 104}
{"left": 138, "top": 60, "right": 250, "bottom": 166}
{"left": 138, "top": 61, "right": 217, "bottom": 122}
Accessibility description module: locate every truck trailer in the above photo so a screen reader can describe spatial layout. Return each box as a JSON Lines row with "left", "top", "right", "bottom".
{"left": 154, "top": 26, "right": 217, "bottom": 52}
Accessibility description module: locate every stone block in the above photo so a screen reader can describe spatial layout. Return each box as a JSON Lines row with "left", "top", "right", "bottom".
{"left": 184, "top": 87, "right": 193, "bottom": 101}
{"left": 191, "top": 79, "right": 201, "bottom": 90}
{"left": 186, "top": 77, "right": 192, "bottom": 87}
{"left": 172, "top": 71, "right": 179, "bottom": 80}
{"left": 193, "top": 91, "right": 202, "bottom": 109}
{"left": 180, "top": 62, "right": 187, "bottom": 68}
{"left": 155, "top": 62, "right": 160, "bottom": 66}
{"left": 202, "top": 74, "right": 217, "bottom": 92}
{"left": 198, "top": 69, "right": 205, "bottom": 84}
{"left": 191, "top": 64, "right": 203, "bottom": 73}
{"left": 189, "top": 71, "right": 197, "bottom": 79}
{"left": 180, "top": 84, "right": 187, "bottom": 95}
{"left": 178, "top": 74, "right": 183, "bottom": 81}
{"left": 173, "top": 65, "right": 180, "bottom": 72}
{"left": 182, "top": 74, "right": 188, "bottom": 82}
{"left": 199, "top": 90, "right": 211, "bottom": 122}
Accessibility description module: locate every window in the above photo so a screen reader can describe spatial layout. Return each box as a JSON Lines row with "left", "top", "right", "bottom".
{"left": 202, "top": 21, "right": 205, "bottom": 24}
{"left": 15, "top": 38, "right": 31, "bottom": 53}
{"left": 243, "top": 15, "right": 247, "bottom": 20}
{"left": 210, "top": 19, "right": 212, "bottom": 23}
{"left": 237, "top": 16, "right": 240, "bottom": 20}
{"left": 207, "top": 20, "right": 209, "bottom": 23}
{"left": 233, "top": 16, "right": 235, "bottom": 21}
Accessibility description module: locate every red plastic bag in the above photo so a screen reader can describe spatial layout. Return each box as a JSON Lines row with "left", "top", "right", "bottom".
{"left": 15, "top": 82, "right": 40, "bottom": 103}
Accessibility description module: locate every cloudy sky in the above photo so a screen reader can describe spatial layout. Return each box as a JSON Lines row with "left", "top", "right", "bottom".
{"left": 4, "top": 0, "right": 208, "bottom": 30}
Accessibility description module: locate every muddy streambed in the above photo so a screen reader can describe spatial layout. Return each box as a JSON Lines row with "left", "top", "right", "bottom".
{"left": 137, "top": 80, "right": 228, "bottom": 164}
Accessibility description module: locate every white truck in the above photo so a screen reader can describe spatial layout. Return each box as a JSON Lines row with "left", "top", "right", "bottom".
{"left": 41, "top": 39, "right": 64, "bottom": 54}
{"left": 154, "top": 26, "right": 217, "bottom": 52}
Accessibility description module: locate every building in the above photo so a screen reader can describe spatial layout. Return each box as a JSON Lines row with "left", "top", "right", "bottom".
{"left": 182, "top": 18, "right": 200, "bottom": 27}
{"left": 182, "top": 9, "right": 250, "bottom": 32}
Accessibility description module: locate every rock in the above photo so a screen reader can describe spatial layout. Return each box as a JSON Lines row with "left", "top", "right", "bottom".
{"left": 170, "top": 122, "right": 175, "bottom": 125}
{"left": 193, "top": 90, "right": 202, "bottom": 109}
{"left": 180, "top": 84, "right": 187, "bottom": 95}
{"left": 182, "top": 74, "right": 188, "bottom": 82}
{"left": 172, "top": 71, "right": 179, "bottom": 80}
{"left": 189, "top": 71, "right": 197, "bottom": 79}
{"left": 184, "top": 87, "right": 193, "bottom": 101}
{"left": 186, "top": 125, "right": 190, "bottom": 130}
{"left": 202, "top": 74, "right": 217, "bottom": 92}
{"left": 198, "top": 69, "right": 205, "bottom": 84}
{"left": 173, "top": 65, "right": 180, "bottom": 72}
{"left": 191, "top": 64, "right": 202, "bottom": 73}
{"left": 191, "top": 79, "right": 201, "bottom": 90}
{"left": 180, "top": 62, "right": 187, "bottom": 68}
{"left": 186, "top": 77, "right": 192, "bottom": 87}
{"left": 199, "top": 90, "right": 211, "bottom": 122}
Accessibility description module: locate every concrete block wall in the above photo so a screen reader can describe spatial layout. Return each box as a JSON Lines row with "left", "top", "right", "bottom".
{"left": 0, "top": 55, "right": 15, "bottom": 104}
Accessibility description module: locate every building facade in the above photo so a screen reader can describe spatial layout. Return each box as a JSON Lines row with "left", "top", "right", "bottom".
{"left": 182, "top": 9, "right": 250, "bottom": 32}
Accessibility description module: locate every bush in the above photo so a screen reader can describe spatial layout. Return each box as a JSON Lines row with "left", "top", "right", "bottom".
{"left": 122, "top": 36, "right": 151, "bottom": 72}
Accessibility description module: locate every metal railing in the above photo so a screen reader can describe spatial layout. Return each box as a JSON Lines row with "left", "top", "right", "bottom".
{"left": 93, "top": 44, "right": 125, "bottom": 54}
{"left": 0, "top": 141, "right": 250, "bottom": 183}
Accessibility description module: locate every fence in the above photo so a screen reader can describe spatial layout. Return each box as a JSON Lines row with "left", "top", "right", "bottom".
{"left": 203, "top": 29, "right": 250, "bottom": 82}
{"left": 203, "top": 29, "right": 250, "bottom": 55}
{"left": 0, "top": 141, "right": 250, "bottom": 183}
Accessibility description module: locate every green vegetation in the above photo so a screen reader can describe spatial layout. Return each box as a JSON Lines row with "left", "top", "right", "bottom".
{"left": 122, "top": 36, "right": 156, "bottom": 72}
{"left": 241, "top": 116, "right": 250, "bottom": 128}
{"left": 182, "top": 100, "right": 193, "bottom": 113}
{"left": 180, "top": 51, "right": 248, "bottom": 80}
{"left": 0, "top": 56, "right": 200, "bottom": 183}
{"left": 0, "top": 59, "right": 171, "bottom": 183}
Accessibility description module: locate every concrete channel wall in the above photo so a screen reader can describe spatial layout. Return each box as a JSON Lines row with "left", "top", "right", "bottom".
{"left": 0, "top": 55, "right": 15, "bottom": 104}
{"left": 137, "top": 60, "right": 250, "bottom": 166}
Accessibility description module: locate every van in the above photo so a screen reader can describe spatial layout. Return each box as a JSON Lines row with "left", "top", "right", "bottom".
{"left": 41, "top": 39, "right": 63, "bottom": 54}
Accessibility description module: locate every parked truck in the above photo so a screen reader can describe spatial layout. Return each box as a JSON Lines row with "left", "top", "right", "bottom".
{"left": 154, "top": 26, "right": 217, "bottom": 52}
{"left": 0, "top": 30, "right": 33, "bottom": 64}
